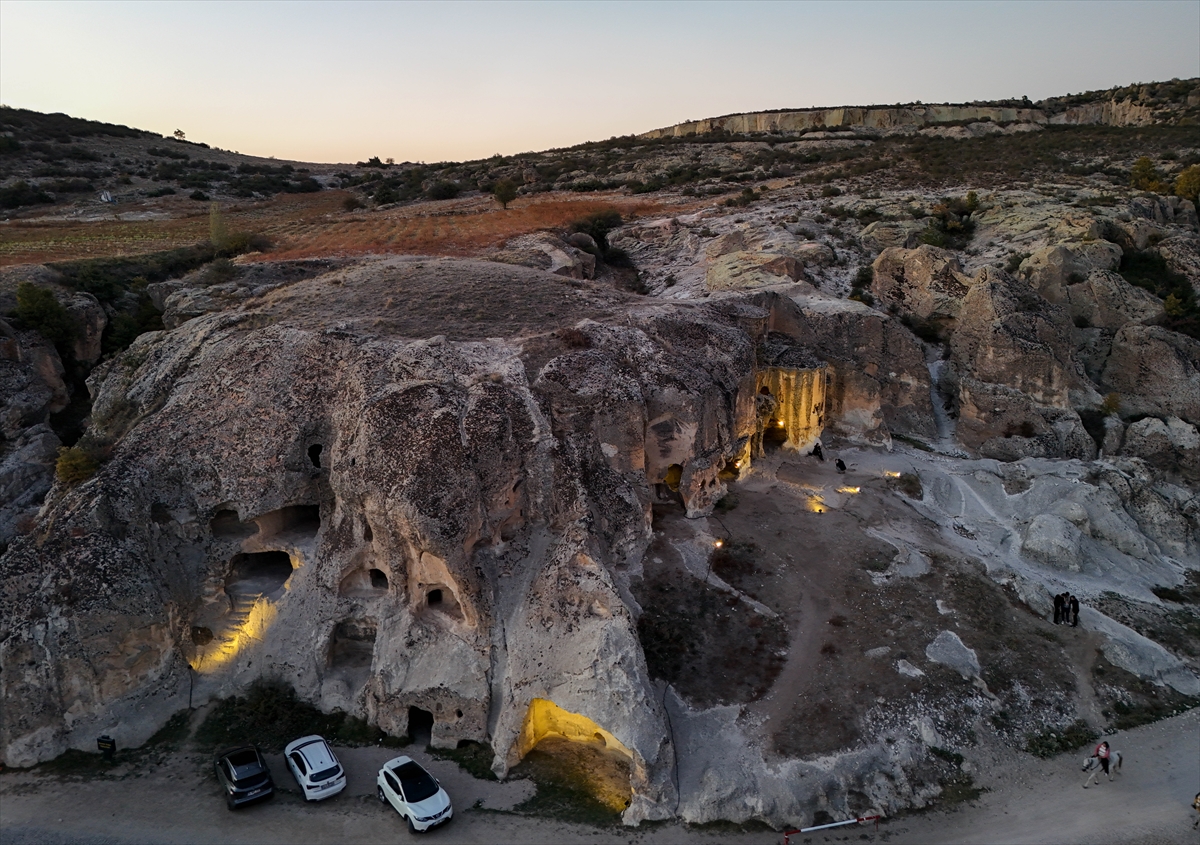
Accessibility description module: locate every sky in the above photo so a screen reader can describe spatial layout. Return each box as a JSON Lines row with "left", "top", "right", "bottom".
{"left": 1, "top": 0, "right": 1198, "bottom": 164}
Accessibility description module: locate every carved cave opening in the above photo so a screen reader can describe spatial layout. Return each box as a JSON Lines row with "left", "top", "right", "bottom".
{"left": 225, "top": 550, "right": 293, "bottom": 602}
{"left": 210, "top": 509, "right": 256, "bottom": 540}
{"left": 254, "top": 505, "right": 321, "bottom": 541}
{"left": 511, "top": 698, "right": 633, "bottom": 813}
{"left": 408, "top": 706, "right": 434, "bottom": 747}
{"left": 308, "top": 444, "right": 323, "bottom": 468}
{"left": 421, "top": 584, "right": 463, "bottom": 621}
{"left": 338, "top": 566, "right": 390, "bottom": 598}
{"left": 328, "top": 619, "right": 377, "bottom": 670}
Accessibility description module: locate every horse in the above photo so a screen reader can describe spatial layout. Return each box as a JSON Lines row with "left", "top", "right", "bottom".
{"left": 1081, "top": 749, "right": 1122, "bottom": 787}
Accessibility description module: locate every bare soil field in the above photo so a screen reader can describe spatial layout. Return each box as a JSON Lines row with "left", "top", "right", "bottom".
{"left": 0, "top": 191, "right": 677, "bottom": 267}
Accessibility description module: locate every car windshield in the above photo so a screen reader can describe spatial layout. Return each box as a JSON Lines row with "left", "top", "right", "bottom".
{"left": 310, "top": 765, "right": 340, "bottom": 783}
{"left": 395, "top": 761, "right": 439, "bottom": 803}
{"left": 226, "top": 749, "right": 259, "bottom": 768}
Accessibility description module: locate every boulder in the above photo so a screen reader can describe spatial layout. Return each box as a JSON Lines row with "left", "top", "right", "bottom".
{"left": 63, "top": 292, "right": 108, "bottom": 366}
{"left": 924, "top": 630, "right": 981, "bottom": 679}
{"left": 1064, "top": 270, "right": 1164, "bottom": 329}
{"left": 951, "top": 267, "right": 1088, "bottom": 409}
{"left": 1119, "top": 416, "right": 1200, "bottom": 482}
{"left": 1101, "top": 325, "right": 1200, "bottom": 425}
{"left": 859, "top": 220, "right": 927, "bottom": 252}
{"left": 1020, "top": 513, "right": 1084, "bottom": 571}
{"left": 870, "top": 245, "right": 973, "bottom": 327}
{"left": 705, "top": 251, "right": 813, "bottom": 291}
{"left": 1019, "top": 241, "right": 1122, "bottom": 303}
{"left": 1154, "top": 235, "right": 1200, "bottom": 294}
{"left": 0, "top": 324, "right": 69, "bottom": 439}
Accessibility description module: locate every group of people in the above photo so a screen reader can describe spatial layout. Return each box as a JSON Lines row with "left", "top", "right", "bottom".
{"left": 1053, "top": 592, "right": 1080, "bottom": 627}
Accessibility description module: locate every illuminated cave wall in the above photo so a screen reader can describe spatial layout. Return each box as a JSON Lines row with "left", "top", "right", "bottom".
{"left": 756, "top": 366, "right": 827, "bottom": 452}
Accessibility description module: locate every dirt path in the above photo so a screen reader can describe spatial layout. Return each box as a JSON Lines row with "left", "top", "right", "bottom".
{"left": 3, "top": 708, "right": 1197, "bottom": 844}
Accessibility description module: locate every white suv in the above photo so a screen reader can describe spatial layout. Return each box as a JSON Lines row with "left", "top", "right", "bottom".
{"left": 376, "top": 756, "right": 453, "bottom": 832}
{"left": 284, "top": 735, "right": 346, "bottom": 801}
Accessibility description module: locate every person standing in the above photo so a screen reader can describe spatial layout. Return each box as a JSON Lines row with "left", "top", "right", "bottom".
{"left": 1053, "top": 593, "right": 1064, "bottom": 625}
{"left": 1071, "top": 595, "right": 1080, "bottom": 627}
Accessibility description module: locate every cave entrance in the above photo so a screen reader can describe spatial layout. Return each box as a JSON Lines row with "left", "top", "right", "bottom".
{"left": 656, "top": 464, "right": 684, "bottom": 506}
{"left": 763, "top": 419, "right": 789, "bottom": 452}
{"left": 308, "top": 444, "right": 323, "bottom": 468}
{"left": 328, "top": 619, "right": 376, "bottom": 670}
{"left": 253, "top": 505, "right": 321, "bottom": 542}
{"left": 421, "top": 584, "right": 464, "bottom": 622}
{"left": 428, "top": 589, "right": 443, "bottom": 605}
{"left": 512, "top": 698, "right": 633, "bottom": 813}
{"left": 210, "top": 509, "right": 256, "bottom": 540}
{"left": 338, "top": 566, "right": 390, "bottom": 598}
{"left": 225, "top": 551, "right": 293, "bottom": 602}
{"left": 408, "top": 706, "right": 434, "bottom": 748}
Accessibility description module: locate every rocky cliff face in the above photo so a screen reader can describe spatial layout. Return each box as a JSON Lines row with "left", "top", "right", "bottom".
{"left": 639, "top": 80, "right": 1197, "bottom": 140}
{"left": 0, "top": 258, "right": 844, "bottom": 821}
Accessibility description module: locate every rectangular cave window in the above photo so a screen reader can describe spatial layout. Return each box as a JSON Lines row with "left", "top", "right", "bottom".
{"left": 308, "top": 444, "right": 323, "bottom": 468}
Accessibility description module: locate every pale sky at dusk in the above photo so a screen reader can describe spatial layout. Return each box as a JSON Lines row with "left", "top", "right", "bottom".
{"left": 1, "top": 0, "right": 1197, "bottom": 164}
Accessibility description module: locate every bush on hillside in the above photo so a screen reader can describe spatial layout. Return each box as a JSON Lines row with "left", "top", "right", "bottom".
{"left": 12, "top": 282, "right": 75, "bottom": 352}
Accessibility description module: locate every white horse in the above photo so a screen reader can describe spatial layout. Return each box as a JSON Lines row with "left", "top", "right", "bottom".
{"left": 1081, "top": 749, "right": 1122, "bottom": 787}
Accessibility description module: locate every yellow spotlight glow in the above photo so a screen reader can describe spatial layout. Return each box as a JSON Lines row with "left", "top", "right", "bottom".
{"left": 733, "top": 460, "right": 742, "bottom": 468}
{"left": 713, "top": 539, "right": 724, "bottom": 548}
{"left": 837, "top": 486, "right": 861, "bottom": 494}
{"left": 190, "top": 597, "right": 278, "bottom": 674}
{"left": 884, "top": 471, "right": 901, "bottom": 478}
{"left": 805, "top": 495, "right": 827, "bottom": 513}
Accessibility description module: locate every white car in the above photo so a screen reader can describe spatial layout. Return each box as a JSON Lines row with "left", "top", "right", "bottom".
{"left": 376, "top": 756, "right": 453, "bottom": 832}
{"left": 284, "top": 735, "right": 346, "bottom": 801}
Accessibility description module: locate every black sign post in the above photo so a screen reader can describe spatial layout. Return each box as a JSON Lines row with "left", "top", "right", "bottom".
{"left": 97, "top": 735, "right": 116, "bottom": 761}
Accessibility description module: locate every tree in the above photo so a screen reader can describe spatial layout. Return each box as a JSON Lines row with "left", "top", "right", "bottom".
{"left": 173, "top": 129, "right": 186, "bottom": 141}
{"left": 492, "top": 178, "right": 518, "bottom": 209}
{"left": 1130, "top": 156, "right": 1166, "bottom": 192}
{"left": 13, "top": 282, "right": 75, "bottom": 351}
{"left": 1174, "top": 164, "right": 1200, "bottom": 205}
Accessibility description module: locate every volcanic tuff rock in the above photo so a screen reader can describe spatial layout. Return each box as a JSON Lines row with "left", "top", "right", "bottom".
{"left": 1101, "top": 324, "right": 1200, "bottom": 424}
{"left": 870, "top": 245, "right": 974, "bottom": 328}
{"left": 0, "top": 258, "right": 839, "bottom": 820}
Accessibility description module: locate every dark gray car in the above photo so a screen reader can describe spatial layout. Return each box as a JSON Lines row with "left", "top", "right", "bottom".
{"left": 214, "top": 746, "right": 275, "bottom": 810}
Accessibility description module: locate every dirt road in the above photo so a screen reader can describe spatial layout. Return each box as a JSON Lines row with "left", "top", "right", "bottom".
{"left": 2, "top": 709, "right": 1197, "bottom": 845}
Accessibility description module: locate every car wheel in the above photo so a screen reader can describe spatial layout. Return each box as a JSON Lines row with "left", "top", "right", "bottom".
{"left": 407, "top": 815, "right": 417, "bottom": 834}
{"left": 377, "top": 785, "right": 387, "bottom": 804}
{"left": 226, "top": 794, "right": 237, "bottom": 811}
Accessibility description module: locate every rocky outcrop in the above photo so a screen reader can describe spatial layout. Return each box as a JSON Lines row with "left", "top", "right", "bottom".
{"left": 760, "top": 292, "right": 936, "bottom": 442}
{"left": 1102, "top": 325, "right": 1200, "bottom": 425}
{"left": 1119, "top": 416, "right": 1200, "bottom": 482}
{"left": 949, "top": 268, "right": 1096, "bottom": 458}
{"left": 1064, "top": 269, "right": 1164, "bottom": 329}
{"left": 638, "top": 99, "right": 1175, "bottom": 141}
{"left": 493, "top": 233, "right": 597, "bottom": 280}
{"left": 870, "top": 245, "right": 973, "bottom": 328}
{"left": 1154, "top": 235, "right": 1200, "bottom": 293}
{"left": 1018, "top": 242, "right": 1122, "bottom": 303}
{"left": 1, "top": 259, "right": 845, "bottom": 826}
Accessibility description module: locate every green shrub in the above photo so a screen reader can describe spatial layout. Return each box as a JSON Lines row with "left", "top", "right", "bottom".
{"left": 1130, "top": 156, "right": 1168, "bottom": 192}
{"left": 0, "top": 180, "right": 54, "bottom": 210}
{"left": 56, "top": 446, "right": 99, "bottom": 485}
{"left": 189, "top": 190, "right": 209, "bottom": 201}
{"left": 12, "top": 282, "right": 75, "bottom": 351}
{"left": 425, "top": 181, "right": 462, "bottom": 200}
{"left": 1175, "top": 164, "right": 1200, "bottom": 205}
{"left": 195, "top": 678, "right": 397, "bottom": 751}
{"left": 1024, "top": 719, "right": 1097, "bottom": 758}
{"left": 1118, "top": 249, "right": 1199, "bottom": 339}
{"left": 569, "top": 210, "right": 623, "bottom": 250}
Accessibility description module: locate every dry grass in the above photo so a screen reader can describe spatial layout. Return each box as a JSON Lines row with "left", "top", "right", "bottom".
{"left": 0, "top": 191, "right": 672, "bottom": 267}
